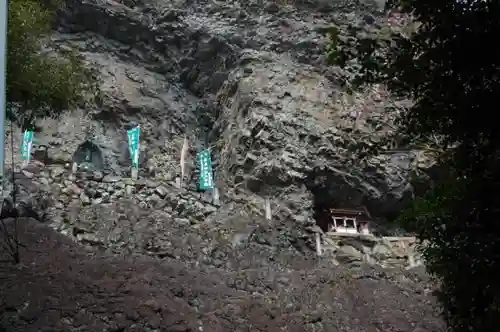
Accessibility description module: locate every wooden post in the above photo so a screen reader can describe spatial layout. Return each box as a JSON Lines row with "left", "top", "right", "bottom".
{"left": 131, "top": 168, "right": 138, "bottom": 180}
{"left": 265, "top": 198, "right": 271, "bottom": 221}
{"left": 315, "top": 233, "right": 322, "bottom": 256}
{"left": 180, "top": 136, "right": 188, "bottom": 185}
{"left": 212, "top": 187, "right": 220, "bottom": 206}
{"left": 126, "top": 185, "right": 134, "bottom": 196}
{"left": 407, "top": 254, "right": 416, "bottom": 269}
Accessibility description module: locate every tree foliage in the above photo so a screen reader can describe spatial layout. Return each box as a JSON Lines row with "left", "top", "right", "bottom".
{"left": 1, "top": 0, "right": 98, "bottom": 264}
{"left": 7, "top": 0, "right": 98, "bottom": 126}
{"left": 328, "top": 1, "right": 500, "bottom": 331}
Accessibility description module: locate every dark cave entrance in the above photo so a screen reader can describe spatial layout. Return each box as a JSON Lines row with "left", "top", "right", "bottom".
{"left": 309, "top": 179, "right": 344, "bottom": 233}
{"left": 306, "top": 168, "right": 373, "bottom": 234}
{"left": 313, "top": 199, "right": 332, "bottom": 233}
{"left": 312, "top": 191, "right": 373, "bottom": 234}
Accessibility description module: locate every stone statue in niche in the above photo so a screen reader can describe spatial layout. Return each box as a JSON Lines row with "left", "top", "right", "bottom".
{"left": 72, "top": 140, "right": 104, "bottom": 172}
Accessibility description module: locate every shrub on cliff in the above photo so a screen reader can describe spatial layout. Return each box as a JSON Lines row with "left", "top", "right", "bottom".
{"left": 1, "top": 0, "right": 98, "bottom": 264}
{"left": 328, "top": 1, "right": 500, "bottom": 331}
{"left": 7, "top": 0, "right": 98, "bottom": 125}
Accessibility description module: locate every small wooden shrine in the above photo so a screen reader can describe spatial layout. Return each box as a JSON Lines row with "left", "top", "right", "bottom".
{"left": 328, "top": 207, "right": 372, "bottom": 235}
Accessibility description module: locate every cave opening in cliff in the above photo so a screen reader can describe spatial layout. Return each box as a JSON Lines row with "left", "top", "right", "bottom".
{"left": 312, "top": 193, "right": 372, "bottom": 234}
{"left": 308, "top": 169, "right": 373, "bottom": 234}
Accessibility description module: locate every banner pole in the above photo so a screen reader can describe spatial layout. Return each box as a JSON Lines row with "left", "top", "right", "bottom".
{"left": 0, "top": 1, "right": 7, "bottom": 178}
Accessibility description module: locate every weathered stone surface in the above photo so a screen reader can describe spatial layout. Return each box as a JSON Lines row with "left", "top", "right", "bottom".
{"left": 102, "top": 175, "right": 121, "bottom": 183}
{"left": 155, "top": 185, "right": 168, "bottom": 198}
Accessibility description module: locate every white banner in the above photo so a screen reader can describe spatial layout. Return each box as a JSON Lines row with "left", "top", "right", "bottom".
{"left": 180, "top": 136, "right": 188, "bottom": 179}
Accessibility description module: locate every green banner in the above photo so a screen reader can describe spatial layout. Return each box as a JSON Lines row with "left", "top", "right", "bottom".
{"left": 198, "top": 149, "right": 214, "bottom": 190}
{"left": 127, "top": 125, "right": 140, "bottom": 168}
{"left": 21, "top": 130, "right": 34, "bottom": 161}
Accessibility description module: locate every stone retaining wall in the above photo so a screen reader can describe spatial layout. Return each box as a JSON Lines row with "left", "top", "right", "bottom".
{"left": 323, "top": 233, "right": 423, "bottom": 269}
{"left": 17, "top": 162, "right": 220, "bottom": 226}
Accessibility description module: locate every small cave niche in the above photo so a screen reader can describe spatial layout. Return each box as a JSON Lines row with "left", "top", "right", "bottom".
{"left": 312, "top": 190, "right": 373, "bottom": 234}
{"left": 307, "top": 168, "right": 373, "bottom": 235}
{"left": 72, "top": 140, "right": 104, "bottom": 172}
{"left": 32, "top": 144, "right": 49, "bottom": 164}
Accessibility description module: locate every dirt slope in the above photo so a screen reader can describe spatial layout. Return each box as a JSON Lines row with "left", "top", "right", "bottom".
{"left": 1, "top": 219, "right": 443, "bottom": 332}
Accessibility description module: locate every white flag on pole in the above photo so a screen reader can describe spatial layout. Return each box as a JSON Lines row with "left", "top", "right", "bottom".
{"left": 265, "top": 198, "right": 271, "bottom": 220}
{"left": 180, "top": 136, "right": 188, "bottom": 179}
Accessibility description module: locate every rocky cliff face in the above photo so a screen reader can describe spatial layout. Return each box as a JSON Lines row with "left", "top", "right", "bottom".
{"left": 0, "top": 1, "right": 447, "bottom": 330}
{"left": 5, "top": 0, "right": 421, "bottom": 255}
